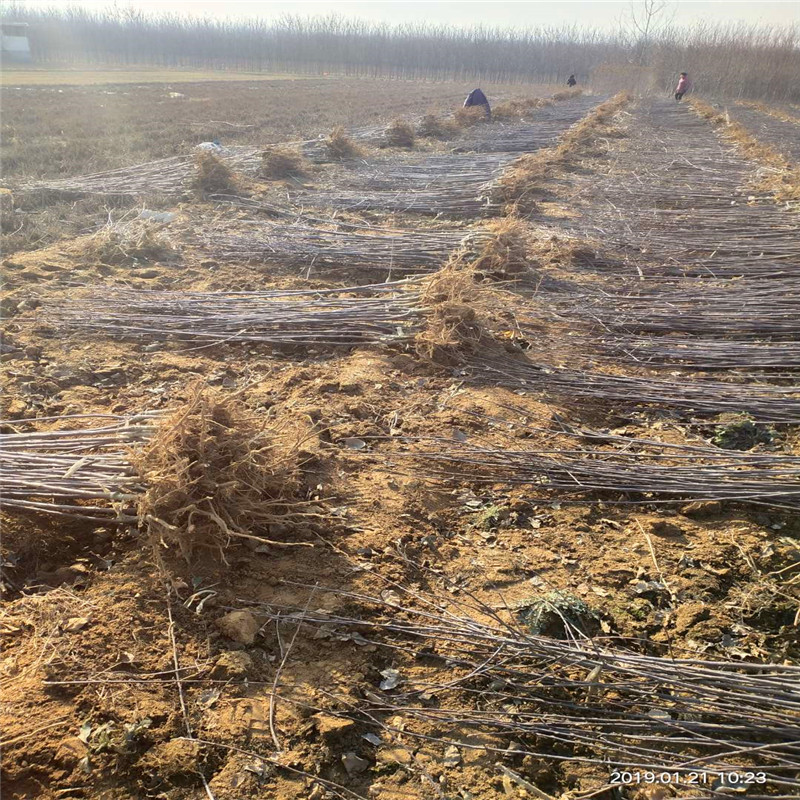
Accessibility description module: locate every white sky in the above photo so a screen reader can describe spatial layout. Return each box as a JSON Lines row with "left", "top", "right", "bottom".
{"left": 19, "top": 1, "right": 800, "bottom": 31}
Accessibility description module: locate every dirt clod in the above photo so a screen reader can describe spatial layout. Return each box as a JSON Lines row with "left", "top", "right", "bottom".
{"left": 681, "top": 501, "right": 723, "bottom": 519}
{"left": 315, "top": 713, "right": 357, "bottom": 741}
{"left": 216, "top": 610, "right": 259, "bottom": 645}
{"left": 649, "top": 520, "right": 685, "bottom": 538}
{"left": 211, "top": 650, "right": 254, "bottom": 678}
{"left": 140, "top": 738, "right": 201, "bottom": 778}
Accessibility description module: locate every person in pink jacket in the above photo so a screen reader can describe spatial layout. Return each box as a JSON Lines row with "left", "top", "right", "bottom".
{"left": 675, "top": 72, "right": 692, "bottom": 101}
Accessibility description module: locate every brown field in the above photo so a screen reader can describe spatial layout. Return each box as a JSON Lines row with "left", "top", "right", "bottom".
{"left": 1, "top": 75, "right": 554, "bottom": 253}
{"left": 1, "top": 75, "right": 799, "bottom": 800}
{"left": 0, "top": 68, "right": 310, "bottom": 86}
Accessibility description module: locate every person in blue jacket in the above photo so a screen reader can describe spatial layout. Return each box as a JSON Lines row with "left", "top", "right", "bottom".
{"left": 464, "top": 88, "right": 491, "bottom": 120}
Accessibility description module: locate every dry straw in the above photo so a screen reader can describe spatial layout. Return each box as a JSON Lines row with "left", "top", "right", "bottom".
{"left": 191, "top": 151, "right": 238, "bottom": 197}
{"left": 259, "top": 147, "right": 307, "bottom": 180}
{"left": 493, "top": 92, "right": 632, "bottom": 212}
{"left": 455, "top": 218, "right": 531, "bottom": 279}
{"left": 73, "top": 219, "right": 173, "bottom": 265}
{"left": 325, "top": 126, "right": 362, "bottom": 159}
{"left": 384, "top": 119, "right": 416, "bottom": 148}
{"left": 416, "top": 114, "right": 456, "bottom": 139}
{"left": 415, "top": 267, "right": 486, "bottom": 365}
{"left": 414, "top": 260, "right": 513, "bottom": 366}
{"left": 132, "top": 385, "right": 309, "bottom": 560}
{"left": 737, "top": 99, "right": 800, "bottom": 126}
{"left": 689, "top": 97, "right": 800, "bottom": 202}
{"left": 492, "top": 97, "right": 552, "bottom": 120}
{"left": 415, "top": 221, "right": 534, "bottom": 363}
{"left": 550, "top": 88, "right": 583, "bottom": 102}
{"left": 454, "top": 106, "right": 488, "bottom": 127}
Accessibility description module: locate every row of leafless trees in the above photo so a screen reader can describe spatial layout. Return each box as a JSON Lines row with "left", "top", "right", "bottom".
{"left": 2, "top": 4, "right": 798, "bottom": 101}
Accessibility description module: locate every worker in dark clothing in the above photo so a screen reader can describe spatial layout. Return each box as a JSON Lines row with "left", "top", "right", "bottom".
{"left": 567, "top": 74, "right": 577, "bottom": 87}
{"left": 464, "top": 88, "right": 491, "bottom": 120}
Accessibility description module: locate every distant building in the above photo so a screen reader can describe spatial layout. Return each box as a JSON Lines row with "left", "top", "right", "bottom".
{"left": 1, "top": 22, "right": 32, "bottom": 63}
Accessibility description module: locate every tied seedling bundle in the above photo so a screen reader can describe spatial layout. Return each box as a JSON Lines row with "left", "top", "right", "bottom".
{"left": 1, "top": 388, "right": 316, "bottom": 560}
{"left": 133, "top": 385, "right": 310, "bottom": 560}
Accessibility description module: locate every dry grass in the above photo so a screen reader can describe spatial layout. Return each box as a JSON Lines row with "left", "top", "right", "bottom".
{"left": 1, "top": 78, "right": 551, "bottom": 182}
{"left": 72, "top": 219, "right": 173, "bottom": 264}
{"left": 737, "top": 100, "right": 800, "bottom": 126}
{"left": 191, "top": 151, "right": 238, "bottom": 197}
{"left": 454, "top": 106, "right": 489, "bottom": 127}
{"left": 0, "top": 188, "right": 14, "bottom": 232}
{"left": 0, "top": 194, "right": 155, "bottom": 257}
{"left": 689, "top": 97, "right": 800, "bottom": 202}
{"left": 690, "top": 98, "right": 728, "bottom": 126}
{"left": 529, "top": 231, "right": 602, "bottom": 271}
{"left": 550, "top": 88, "right": 583, "bottom": 102}
{"left": 455, "top": 219, "right": 531, "bottom": 278}
{"left": 416, "top": 114, "right": 457, "bottom": 139}
{"left": 415, "top": 266, "right": 487, "bottom": 365}
{"left": 384, "top": 118, "right": 416, "bottom": 148}
{"left": 132, "top": 384, "right": 306, "bottom": 560}
{"left": 258, "top": 146, "right": 307, "bottom": 179}
{"left": 493, "top": 92, "right": 632, "bottom": 212}
{"left": 325, "top": 126, "right": 363, "bottom": 159}
{"left": 492, "top": 97, "right": 553, "bottom": 121}
{"left": 559, "top": 92, "right": 631, "bottom": 148}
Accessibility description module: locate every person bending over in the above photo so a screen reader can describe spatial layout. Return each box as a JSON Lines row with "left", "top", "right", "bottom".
{"left": 464, "top": 88, "right": 491, "bottom": 120}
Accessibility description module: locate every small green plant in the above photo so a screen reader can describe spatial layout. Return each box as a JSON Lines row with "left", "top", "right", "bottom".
{"left": 517, "top": 591, "right": 599, "bottom": 638}
{"left": 471, "top": 503, "right": 505, "bottom": 530}
{"left": 711, "top": 417, "right": 773, "bottom": 450}
{"left": 79, "top": 717, "right": 152, "bottom": 756}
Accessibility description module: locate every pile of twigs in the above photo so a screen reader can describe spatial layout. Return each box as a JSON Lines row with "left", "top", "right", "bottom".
{"left": 351, "top": 153, "right": 514, "bottom": 190}
{"left": 295, "top": 153, "right": 513, "bottom": 217}
{"left": 295, "top": 101, "right": 611, "bottom": 217}
{"left": 0, "top": 415, "right": 156, "bottom": 519}
{"left": 20, "top": 146, "right": 262, "bottom": 199}
{"left": 294, "top": 185, "right": 500, "bottom": 217}
{"left": 557, "top": 100, "right": 800, "bottom": 279}
{"left": 401, "top": 427, "right": 800, "bottom": 508}
{"left": 729, "top": 103, "right": 800, "bottom": 163}
{"left": 469, "top": 354, "right": 800, "bottom": 423}
{"left": 199, "top": 219, "right": 464, "bottom": 276}
{"left": 47, "top": 281, "right": 424, "bottom": 346}
{"left": 568, "top": 207, "right": 800, "bottom": 279}
{"left": 534, "top": 278, "right": 800, "bottom": 338}
{"left": 594, "top": 334, "right": 800, "bottom": 372}
{"left": 459, "top": 96, "right": 604, "bottom": 152}
{"left": 254, "top": 584, "right": 800, "bottom": 794}
{"left": 300, "top": 122, "right": 398, "bottom": 162}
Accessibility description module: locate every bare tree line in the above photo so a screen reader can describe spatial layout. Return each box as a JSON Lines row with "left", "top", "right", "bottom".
{"left": 2, "top": 3, "right": 798, "bottom": 101}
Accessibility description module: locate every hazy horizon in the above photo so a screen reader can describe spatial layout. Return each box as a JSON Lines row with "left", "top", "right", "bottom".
{"left": 12, "top": 0, "right": 800, "bottom": 32}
